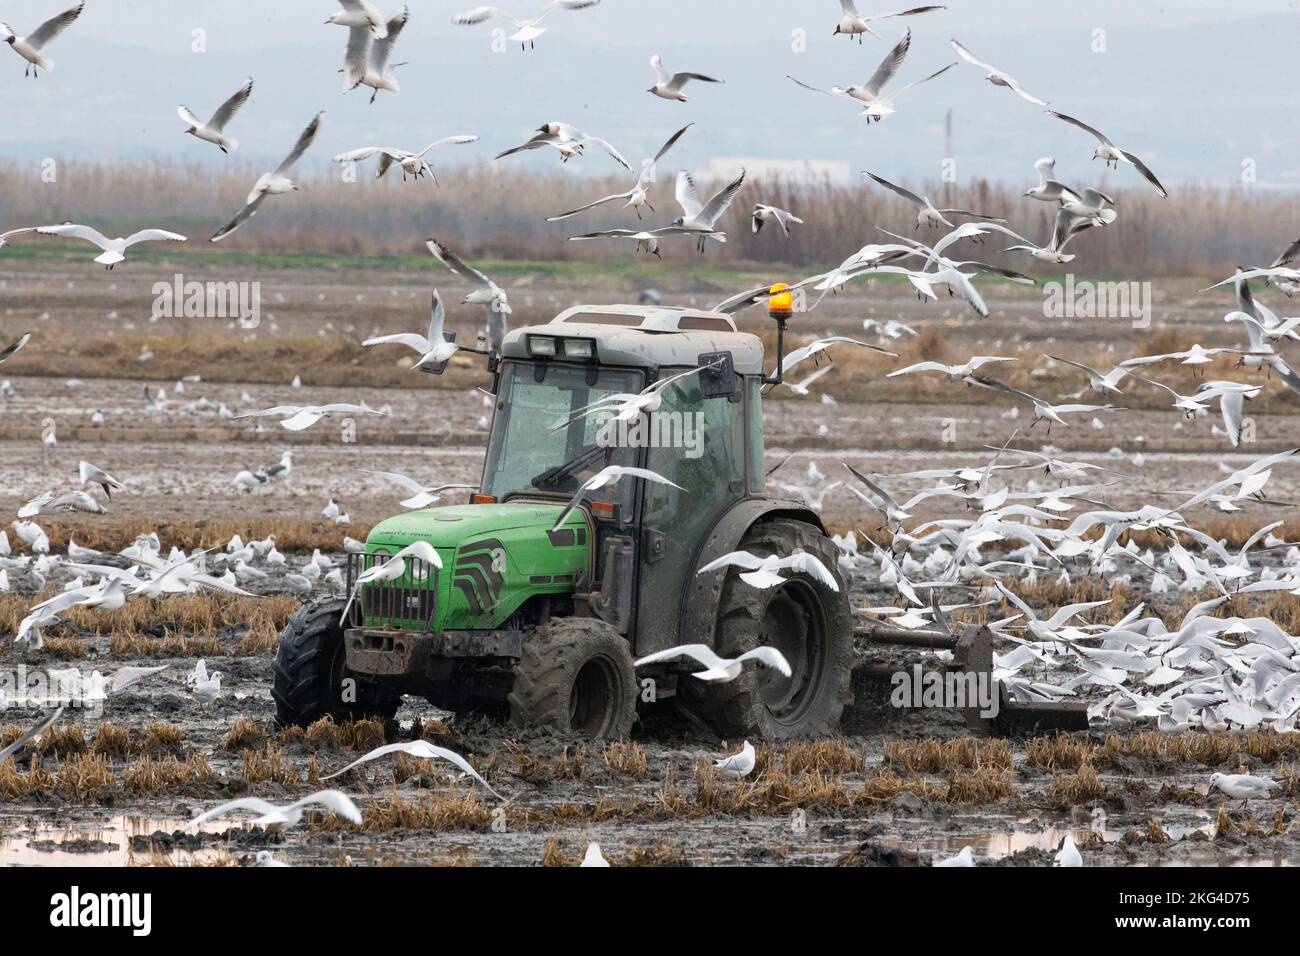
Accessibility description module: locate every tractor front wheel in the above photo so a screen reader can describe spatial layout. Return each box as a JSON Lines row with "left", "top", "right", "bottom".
{"left": 508, "top": 618, "right": 638, "bottom": 739}
{"left": 272, "top": 598, "right": 403, "bottom": 728}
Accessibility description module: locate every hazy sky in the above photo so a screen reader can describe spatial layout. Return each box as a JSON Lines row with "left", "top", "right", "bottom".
{"left": 2, "top": 0, "right": 1299, "bottom": 188}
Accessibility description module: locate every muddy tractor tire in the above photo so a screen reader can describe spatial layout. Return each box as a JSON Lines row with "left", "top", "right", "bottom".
{"left": 686, "top": 518, "right": 854, "bottom": 739}
{"left": 508, "top": 618, "right": 638, "bottom": 739}
{"left": 272, "top": 598, "right": 403, "bottom": 728}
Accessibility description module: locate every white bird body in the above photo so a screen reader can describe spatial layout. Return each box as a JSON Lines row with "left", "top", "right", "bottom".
{"left": 581, "top": 841, "right": 610, "bottom": 866}
{"left": 648, "top": 54, "right": 722, "bottom": 101}
{"left": 934, "top": 846, "right": 975, "bottom": 867}
{"left": 363, "top": 290, "right": 459, "bottom": 368}
{"left": 178, "top": 79, "right": 253, "bottom": 153}
{"left": 1055, "top": 834, "right": 1083, "bottom": 867}
{"left": 1, "top": 1, "right": 84, "bottom": 75}
{"left": 833, "top": 2, "right": 945, "bottom": 41}
{"left": 326, "top": 0, "right": 388, "bottom": 36}
{"left": 1209, "top": 772, "right": 1279, "bottom": 801}
{"left": 714, "top": 740, "right": 756, "bottom": 777}
{"left": 634, "top": 642, "right": 793, "bottom": 683}
{"left": 342, "top": 6, "right": 409, "bottom": 102}
{"left": 752, "top": 203, "right": 804, "bottom": 236}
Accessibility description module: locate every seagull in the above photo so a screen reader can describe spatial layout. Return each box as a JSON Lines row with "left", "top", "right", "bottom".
{"left": 1047, "top": 110, "right": 1168, "bottom": 198}
{"left": 211, "top": 111, "right": 322, "bottom": 242}
{"left": 425, "top": 239, "right": 510, "bottom": 351}
{"left": 672, "top": 169, "right": 746, "bottom": 251}
{"left": 363, "top": 290, "right": 459, "bottom": 369}
{"left": 190, "top": 667, "right": 223, "bottom": 706}
{"left": 79, "top": 461, "right": 124, "bottom": 499}
{"left": 567, "top": 226, "right": 718, "bottom": 257}
{"left": 714, "top": 740, "right": 755, "bottom": 778}
{"left": 0, "top": 332, "right": 30, "bottom": 364}
{"left": 887, "top": 356, "right": 1015, "bottom": 382}
{"left": 495, "top": 121, "right": 631, "bottom": 170}
{"left": 969, "top": 376, "right": 1117, "bottom": 431}
{"left": 832, "top": 2, "right": 946, "bottom": 43}
{"left": 550, "top": 466, "right": 682, "bottom": 532}
{"left": 0, "top": 707, "right": 63, "bottom": 763}
{"left": 333, "top": 135, "right": 478, "bottom": 182}
{"left": 1046, "top": 355, "right": 1130, "bottom": 395}
{"left": 0, "top": 1, "right": 83, "bottom": 77}
{"left": 950, "top": 39, "right": 1047, "bottom": 105}
{"left": 1209, "top": 772, "right": 1279, "bottom": 805}
{"left": 339, "top": 541, "right": 443, "bottom": 621}
{"left": 633, "top": 643, "right": 793, "bottom": 683}
{"left": 934, "top": 846, "right": 975, "bottom": 867}
{"left": 360, "top": 471, "right": 476, "bottom": 509}
{"left": 647, "top": 54, "right": 722, "bottom": 101}
{"left": 545, "top": 124, "right": 691, "bottom": 222}
{"left": 234, "top": 402, "right": 389, "bottom": 431}
{"left": 863, "top": 171, "right": 1004, "bottom": 229}
{"left": 779, "top": 336, "right": 898, "bottom": 377}
{"left": 1004, "top": 207, "right": 1108, "bottom": 264}
{"left": 28, "top": 223, "right": 186, "bottom": 270}
{"left": 697, "top": 550, "right": 840, "bottom": 592}
{"left": 790, "top": 29, "right": 955, "bottom": 123}
{"left": 581, "top": 842, "right": 610, "bottom": 866}
{"left": 1024, "top": 158, "right": 1082, "bottom": 203}
{"left": 178, "top": 78, "right": 253, "bottom": 154}
{"left": 1054, "top": 833, "right": 1083, "bottom": 867}
{"left": 187, "top": 791, "right": 363, "bottom": 830}
{"left": 19, "top": 490, "right": 106, "bottom": 517}
{"left": 752, "top": 204, "right": 803, "bottom": 236}
{"left": 321, "top": 740, "right": 504, "bottom": 798}
{"left": 342, "top": 5, "right": 409, "bottom": 103}
{"left": 451, "top": 0, "right": 601, "bottom": 51}
{"left": 326, "top": 0, "right": 388, "bottom": 36}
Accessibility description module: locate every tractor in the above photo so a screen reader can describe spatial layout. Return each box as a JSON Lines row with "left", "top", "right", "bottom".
{"left": 272, "top": 292, "right": 855, "bottom": 739}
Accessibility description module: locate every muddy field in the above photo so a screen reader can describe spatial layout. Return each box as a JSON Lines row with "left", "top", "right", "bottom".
{"left": 2, "top": 255, "right": 1300, "bottom": 867}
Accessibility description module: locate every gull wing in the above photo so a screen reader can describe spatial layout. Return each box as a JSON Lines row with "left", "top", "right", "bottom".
{"left": 210, "top": 193, "right": 267, "bottom": 243}
{"left": 950, "top": 38, "right": 996, "bottom": 73}
{"left": 675, "top": 171, "right": 704, "bottom": 219}
{"left": 698, "top": 169, "right": 746, "bottom": 228}
{"left": 425, "top": 238, "right": 493, "bottom": 290}
{"left": 545, "top": 191, "right": 635, "bottom": 221}
{"left": 633, "top": 643, "right": 728, "bottom": 670}
{"left": 35, "top": 223, "right": 112, "bottom": 249}
{"left": 427, "top": 289, "right": 447, "bottom": 343}
{"left": 343, "top": 24, "right": 372, "bottom": 89}
{"left": 0, "top": 707, "right": 64, "bottom": 763}
{"left": 209, "top": 78, "right": 253, "bottom": 130}
{"left": 863, "top": 171, "right": 925, "bottom": 208}
{"left": 1117, "top": 148, "right": 1168, "bottom": 199}
{"left": 1048, "top": 110, "right": 1113, "bottom": 146}
{"left": 371, "top": 6, "right": 410, "bottom": 75}
{"left": 863, "top": 28, "right": 911, "bottom": 96}
{"left": 27, "top": 1, "right": 84, "bottom": 51}
{"left": 275, "top": 112, "right": 323, "bottom": 176}
{"left": 123, "top": 229, "right": 187, "bottom": 247}
{"left": 362, "top": 332, "right": 431, "bottom": 352}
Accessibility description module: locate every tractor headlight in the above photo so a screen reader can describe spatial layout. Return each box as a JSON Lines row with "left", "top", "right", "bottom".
{"left": 562, "top": 338, "right": 594, "bottom": 359}
{"left": 527, "top": 335, "right": 557, "bottom": 356}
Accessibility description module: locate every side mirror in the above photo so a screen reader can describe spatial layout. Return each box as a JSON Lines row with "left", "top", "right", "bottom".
{"left": 697, "top": 351, "right": 739, "bottom": 399}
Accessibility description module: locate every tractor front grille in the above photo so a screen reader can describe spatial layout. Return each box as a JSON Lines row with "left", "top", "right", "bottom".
{"left": 345, "top": 551, "right": 439, "bottom": 629}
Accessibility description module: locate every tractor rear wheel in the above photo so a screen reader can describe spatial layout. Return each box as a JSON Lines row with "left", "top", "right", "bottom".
{"left": 272, "top": 598, "right": 403, "bottom": 728}
{"left": 686, "top": 519, "right": 854, "bottom": 739}
{"left": 508, "top": 618, "right": 637, "bottom": 739}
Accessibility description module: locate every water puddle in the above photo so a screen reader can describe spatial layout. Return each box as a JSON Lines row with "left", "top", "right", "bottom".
{"left": 0, "top": 814, "right": 238, "bottom": 867}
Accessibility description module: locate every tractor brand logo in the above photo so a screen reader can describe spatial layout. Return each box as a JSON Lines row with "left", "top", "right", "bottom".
{"left": 453, "top": 538, "right": 507, "bottom": 616}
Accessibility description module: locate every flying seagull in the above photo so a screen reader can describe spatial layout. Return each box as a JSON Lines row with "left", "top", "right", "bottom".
{"left": 950, "top": 39, "right": 1047, "bottom": 105}
{"left": 550, "top": 466, "right": 683, "bottom": 532}
{"left": 425, "top": 238, "right": 510, "bottom": 351}
{"left": 320, "top": 740, "right": 504, "bottom": 798}
{"left": 234, "top": 402, "right": 389, "bottom": 431}
{"left": 647, "top": 54, "right": 722, "bottom": 101}
{"left": 832, "top": 2, "right": 946, "bottom": 43}
{"left": 29, "top": 223, "right": 186, "bottom": 270}
{"left": 790, "top": 29, "right": 955, "bottom": 123}
{"left": 864, "top": 171, "right": 1004, "bottom": 229}
{"left": 633, "top": 643, "right": 793, "bottom": 682}
{"left": 178, "top": 78, "right": 254, "bottom": 154}
{"left": 342, "top": 5, "right": 410, "bottom": 103}
{"left": 362, "top": 290, "right": 459, "bottom": 369}
{"left": 333, "top": 135, "right": 478, "bottom": 182}
{"left": 495, "top": 121, "right": 631, "bottom": 170}
{"left": 546, "top": 125, "right": 691, "bottom": 222}
{"left": 359, "top": 470, "right": 476, "bottom": 509}
{"left": 326, "top": 0, "right": 388, "bottom": 36}
{"left": 451, "top": 0, "right": 601, "bottom": 51}
{"left": 1047, "top": 110, "right": 1168, "bottom": 198}
{"left": 0, "top": 1, "right": 83, "bottom": 77}
{"left": 673, "top": 169, "right": 747, "bottom": 251}
{"left": 1024, "top": 157, "right": 1082, "bottom": 203}
{"left": 0, "top": 332, "right": 31, "bottom": 364}
{"left": 752, "top": 204, "right": 804, "bottom": 237}
{"left": 697, "top": 550, "right": 840, "bottom": 591}
{"left": 211, "top": 111, "right": 323, "bottom": 242}
{"left": 187, "top": 791, "right": 363, "bottom": 829}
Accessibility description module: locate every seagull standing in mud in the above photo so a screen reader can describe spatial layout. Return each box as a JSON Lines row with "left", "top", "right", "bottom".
{"left": 714, "top": 741, "right": 756, "bottom": 778}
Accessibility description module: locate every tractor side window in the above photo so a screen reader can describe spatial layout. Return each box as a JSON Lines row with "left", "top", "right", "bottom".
{"left": 747, "top": 376, "right": 765, "bottom": 494}
{"left": 642, "top": 371, "right": 743, "bottom": 542}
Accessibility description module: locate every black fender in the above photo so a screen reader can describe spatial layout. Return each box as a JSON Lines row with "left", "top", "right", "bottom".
{"left": 675, "top": 496, "right": 827, "bottom": 649}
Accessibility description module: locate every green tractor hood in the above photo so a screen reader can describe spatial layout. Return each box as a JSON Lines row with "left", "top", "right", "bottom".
{"left": 362, "top": 503, "right": 591, "bottom": 631}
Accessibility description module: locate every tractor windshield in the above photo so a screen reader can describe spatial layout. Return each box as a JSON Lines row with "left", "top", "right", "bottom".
{"left": 482, "top": 361, "right": 642, "bottom": 503}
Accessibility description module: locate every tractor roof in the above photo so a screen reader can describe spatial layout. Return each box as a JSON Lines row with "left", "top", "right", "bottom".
{"left": 501, "top": 304, "right": 765, "bottom": 374}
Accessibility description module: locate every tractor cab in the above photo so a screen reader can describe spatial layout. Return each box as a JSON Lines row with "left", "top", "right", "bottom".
{"left": 274, "top": 302, "right": 854, "bottom": 740}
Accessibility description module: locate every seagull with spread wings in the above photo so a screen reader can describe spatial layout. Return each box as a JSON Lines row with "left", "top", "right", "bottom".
{"left": 178, "top": 78, "right": 254, "bottom": 154}
{"left": 26, "top": 223, "right": 186, "bottom": 270}
{"left": 950, "top": 39, "right": 1047, "bottom": 105}
{"left": 0, "top": 1, "right": 84, "bottom": 77}
{"left": 790, "top": 29, "right": 955, "bottom": 123}
{"left": 333, "top": 135, "right": 478, "bottom": 182}
{"left": 546, "top": 125, "right": 690, "bottom": 222}
{"left": 452, "top": 0, "right": 601, "bottom": 51}
{"left": 832, "top": 2, "right": 946, "bottom": 42}
{"left": 362, "top": 290, "right": 460, "bottom": 369}
{"left": 211, "top": 112, "right": 323, "bottom": 242}
{"left": 672, "top": 169, "right": 746, "bottom": 251}
{"left": 1048, "top": 110, "right": 1168, "bottom": 198}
